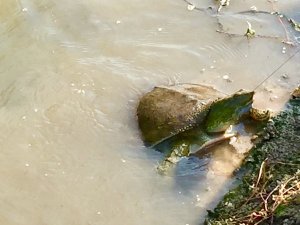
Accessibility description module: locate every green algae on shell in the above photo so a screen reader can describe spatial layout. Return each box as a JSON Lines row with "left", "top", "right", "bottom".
{"left": 205, "top": 90, "right": 254, "bottom": 133}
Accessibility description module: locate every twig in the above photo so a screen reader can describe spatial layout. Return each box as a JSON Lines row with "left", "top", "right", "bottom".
{"left": 216, "top": 29, "right": 282, "bottom": 40}
{"left": 270, "top": 161, "right": 300, "bottom": 166}
{"left": 268, "top": 0, "right": 291, "bottom": 46}
{"left": 256, "top": 159, "right": 267, "bottom": 187}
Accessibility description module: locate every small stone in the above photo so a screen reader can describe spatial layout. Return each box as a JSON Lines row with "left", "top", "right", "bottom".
{"left": 116, "top": 20, "right": 121, "bottom": 24}
{"left": 25, "top": 163, "right": 30, "bottom": 167}
{"left": 97, "top": 211, "right": 101, "bottom": 215}
{"left": 251, "top": 135, "right": 259, "bottom": 141}
{"left": 121, "top": 159, "right": 126, "bottom": 163}
{"left": 157, "top": 27, "right": 163, "bottom": 32}
{"left": 22, "top": 8, "right": 28, "bottom": 12}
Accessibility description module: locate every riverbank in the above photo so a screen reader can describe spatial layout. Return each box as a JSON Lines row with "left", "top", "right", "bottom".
{"left": 205, "top": 89, "right": 300, "bottom": 224}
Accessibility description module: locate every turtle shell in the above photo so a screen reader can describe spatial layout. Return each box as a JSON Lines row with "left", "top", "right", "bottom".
{"left": 137, "top": 84, "right": 225, "bottom": 146}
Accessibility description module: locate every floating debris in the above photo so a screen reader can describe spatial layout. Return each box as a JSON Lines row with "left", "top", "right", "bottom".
{"left": 187, "top": 4, "right": 195, "bottom": 11}
{"left": 222, "top": 75, "right": 229, "bottom": 80}
{"left": 282, "top": 46, "right": 287, "bottom": 54}
{"left": 217, "top": 0, "right": 230, "bottom": 12}
{"left": 157, "top": 27, "right": 163, "bottom": 32}
{"left": 289, "top": 18, "right": 300, "bottom": 32}
{"left": 250, "top": 6, "right": 257, "bottom": 11}
{"left": 222, "top": 75, "right": 232, "bottom": 82}
{"left": 245, "top": 21, "right": 255, "bottom": 38}
{"left": 116, "top": 20, "right": 121, "bottom": 24}
{"left": 206, "top": 186, "right": 212, "bottom": 192}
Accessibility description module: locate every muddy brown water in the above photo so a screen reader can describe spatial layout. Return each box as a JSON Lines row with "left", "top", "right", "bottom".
{"left": 0, "top": 0, "right": 299, "bottom": 224}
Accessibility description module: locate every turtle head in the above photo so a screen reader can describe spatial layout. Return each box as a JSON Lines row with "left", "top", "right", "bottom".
{"left": 205, "top": 90, "right": 254, "bottom": 133}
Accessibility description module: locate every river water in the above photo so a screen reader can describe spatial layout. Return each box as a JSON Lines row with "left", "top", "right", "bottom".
{"left": 0, "top": 1, "right": 299, "bottom": 225}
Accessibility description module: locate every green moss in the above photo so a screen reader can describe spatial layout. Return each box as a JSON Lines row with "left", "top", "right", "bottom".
{"left": 205, "top": 98, "right": 300, "bottom": 225}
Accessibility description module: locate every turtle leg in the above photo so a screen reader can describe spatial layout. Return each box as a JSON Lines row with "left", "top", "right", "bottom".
{"left": 156, "top": 128, "right": 236, "bottom": 174}
{"left": 192, "top": 132, "right": 236, "bottom": 153}
{"left": 157, "top": 141, "right": 190, "bottom": 175}
{"left": 183, "top": 128, "right": 236, "bottom": 154}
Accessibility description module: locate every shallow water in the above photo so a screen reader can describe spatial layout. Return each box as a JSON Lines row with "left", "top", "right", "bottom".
{"left": 0, "top": 1, "right": 299, "bottom": 224}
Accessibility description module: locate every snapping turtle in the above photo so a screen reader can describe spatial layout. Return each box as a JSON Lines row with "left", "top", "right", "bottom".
{"left": 137, "top": 84, "right": 268, "bottom": 172}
